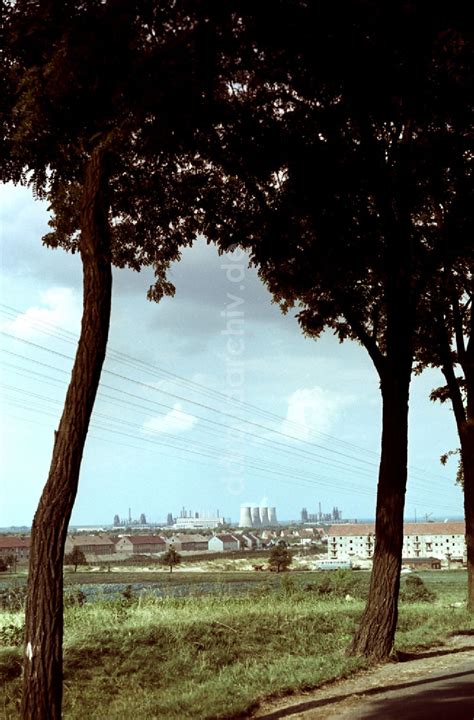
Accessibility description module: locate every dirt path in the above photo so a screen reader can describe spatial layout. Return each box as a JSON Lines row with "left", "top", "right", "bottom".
{"left": 251, "top": 633, "right": 474, "bottom": 719}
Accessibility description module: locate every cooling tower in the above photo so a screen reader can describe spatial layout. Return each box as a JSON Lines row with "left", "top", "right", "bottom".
{"left": 268, "top": 507, "right": 277, "bottom": 525}
{"left": 260, "top": 507, "right": 270, "bottom": 526}
{"left": 251, "top": 506, "right": 261, "bottom": 527}
{"left": 239, "top": 506, "right": 252, "bottom": 527}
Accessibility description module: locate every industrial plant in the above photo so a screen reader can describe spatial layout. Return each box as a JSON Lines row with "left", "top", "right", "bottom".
{"left": 239, "top": 505, "right": 278, "bottom": 528}
{"left": 172, "top": 507, "right": 226, "bottom": 530}
{"left": 301, "top": 504, "right": 343, "bottom": 523}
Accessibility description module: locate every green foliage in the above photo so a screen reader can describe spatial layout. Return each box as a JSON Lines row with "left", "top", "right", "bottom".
{"left": 440, "top": 449, "right": 464, "bottom": 486}
{"left": 0, "top": 570, "right": 470, "bottom": 718}
{"left": 64, "top": 548, "right": 87, "bottom": 572}
{"left": 0, "top": 583, "right": 27, "bottom": 611}
{"left": 161, "top": 548, "right": 182, "bottom": 573}
{"left": 65, "top": 590, "right": 87, "bottom": 608}
{"left": 121, "top": 585, "right": 134, "bottom": 603}
{"left": 305, "top": 570, "right": 369, "bottom": 600}
{"left": 2, "top": 0, "right": 259, "bottom": 300}
{"left": 0, "top": 621, "right": 24, "bottom": 647}
{"left": 268, "top": 543, "right": 292, "bottom": 573}
{"left": 0, "top": 554, "right": 17, "bottom": 573}
{"left": 0, "top": 649, "right": 22, "bottom": 682}
{"left": 400, "top": 575, "right": 436, "bottom": 603}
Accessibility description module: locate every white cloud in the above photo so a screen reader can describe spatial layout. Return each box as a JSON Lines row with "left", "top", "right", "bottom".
{"left": 281, "top": 386, "right": 353, "bottom": 441}
{"left": 3, "top": 287, "right": 81, "bottom": 339}
{"left": 142, "top": 403, "right": 197, "bottom": 435}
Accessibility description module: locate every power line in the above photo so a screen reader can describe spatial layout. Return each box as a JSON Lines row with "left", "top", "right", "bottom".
{"left": 0, "top": 328, "right": 450, "bottom": 490}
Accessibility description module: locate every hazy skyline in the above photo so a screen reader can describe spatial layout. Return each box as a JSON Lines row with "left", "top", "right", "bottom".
{"left": 0, "top": 183, "right": 464, "bottom": 527}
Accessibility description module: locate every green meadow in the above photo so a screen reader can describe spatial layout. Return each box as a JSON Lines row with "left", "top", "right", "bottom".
{"left": 1, "top": 570, "right": 471, "bottom": 719}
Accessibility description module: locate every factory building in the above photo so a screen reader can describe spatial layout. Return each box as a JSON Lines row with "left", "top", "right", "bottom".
{"left": 173, "top": 507, "right": 225, "bottom": 530}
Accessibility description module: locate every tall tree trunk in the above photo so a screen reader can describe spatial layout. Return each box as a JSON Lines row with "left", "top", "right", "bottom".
{"left": 21, "top": 147, "right": 112, "bottom": 720}
{"left": 461, "top": 313, "right": 474, "bottom": 612}
{"left": 460, "top": 350, "right": 474, "bottom": 611}
{"left": 438, "top": 304, "right": 473, "bottom": 612}
{"left": 461, "top": 425, "right": 474, "bottom": 611}
{"left": 348, "top": 366, "right": 411, "bottom": 660}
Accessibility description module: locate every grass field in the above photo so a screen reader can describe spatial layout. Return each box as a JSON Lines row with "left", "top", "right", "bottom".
{"left": 0, "top": 570, "right": 471, "bottom": 719}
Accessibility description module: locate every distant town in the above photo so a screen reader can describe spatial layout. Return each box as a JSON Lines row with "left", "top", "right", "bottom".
{"left": 0, "top": 501, "right": 467, "bottom": 571}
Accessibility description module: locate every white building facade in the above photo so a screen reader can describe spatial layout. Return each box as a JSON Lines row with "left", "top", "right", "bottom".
{"left": 208, "top": 534, "right": 240, "bottom": 552}
{"left": 173, "top": 517, "right": 225, "bottom": 530}
{"left": 327, "top": 522, "right": 466, "bottom": 562}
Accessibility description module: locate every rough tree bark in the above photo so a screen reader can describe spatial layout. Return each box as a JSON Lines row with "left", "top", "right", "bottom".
{"left": 21, "top": 146, "right": 112, "bottom": 720}
{"left": 349, "top": 229, "right": 414, "bottom": 661}
{"left": 457, "top": 306, "right": 473, "bottom": 612}
{"left": 461, "top": 424, "right": 474, "bottom": 611}
{"left": 437, "top": 302, "right": 474, "bottom": 612}
{"left": 348, "top": 365, "right": 411, "bottom": 660}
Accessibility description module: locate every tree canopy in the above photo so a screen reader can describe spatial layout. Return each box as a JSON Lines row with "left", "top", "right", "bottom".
{"left": 3, "top": 0, "right": 252, "bottom": 296}
{"left": 268, "top": 542, "right": 292, "bottom": 573}
{"left": 200, "top": 0, "right": 472, "bottom": 658}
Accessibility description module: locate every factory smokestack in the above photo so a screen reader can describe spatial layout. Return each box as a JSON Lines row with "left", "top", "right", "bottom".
{"left": 260, "top": 507, "right": 270, "bottom": 526}
{"left": 239, "top": 506, "right": 252, "bottom": 527}
{"left": 268, "top": 507, "right": 277, "bottom": 525}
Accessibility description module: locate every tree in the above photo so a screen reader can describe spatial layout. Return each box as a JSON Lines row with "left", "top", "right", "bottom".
{"left": 64, "top": 548, "right": 87, "bottom": 573}
{"left": 3, "top": 2, "right": 249, "bottom": 716}
{"left": 418, "top": 257, "right": 473, "bottom": 609}
{"left": 268, "top": 542, "right": 292, "bottom": 573}
{"left": 161, "top": 548, "right": 181, "bottom": 574}
{"left": 202, "top": 1, "right": 470, "bottom": 660}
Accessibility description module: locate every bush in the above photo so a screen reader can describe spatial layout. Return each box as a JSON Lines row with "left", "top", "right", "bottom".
{"left": 0, "top": 584, "right": 27, "bottom": 611}
{"left": 0, "top": 622, "right": 24, "bottom": 647}
{"left": 0, "top": 649, "right": 22, "bottom": 681}
{"left": 65, "top": 589, "right": 87, "bottom": 607}
{"left": 400, "top": 575, "right": 436, "bottom": 603}
{"left": 304, "top": 570, "right": 368, "bottom": 599}
{"left": 122, "top": 584, "right": 134, "bottom": 602}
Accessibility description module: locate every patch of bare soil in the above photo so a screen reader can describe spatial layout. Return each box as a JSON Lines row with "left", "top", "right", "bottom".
{"left": 251, "top": 633, "right": 474, "bottom": 719}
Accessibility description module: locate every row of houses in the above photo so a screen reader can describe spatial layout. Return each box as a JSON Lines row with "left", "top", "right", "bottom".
{"left": 0, "top": 531, "right": 264, "bottom": 563}
{"left": 326, "top": 522, "right": 466, "bottom": 562}
{"left": 1, "top": 522, "right": 467, "bottom": 564}
{"left": 65, "top": 531, "right": 265, "bottom": 558}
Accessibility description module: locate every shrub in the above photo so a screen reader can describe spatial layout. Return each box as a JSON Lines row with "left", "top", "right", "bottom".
{"left": 122, "top": 584, "right": 134, "bottom": 602}
{"left": 304, "top": 570, "right": 368, "bottom": 599}
{"left": 65, "top": 589, "right": 87, "bottom": 607}
{"left": 0, "top": 584, "right": 27, "bottom": 611}
{"left": 400, "top": 575, "right": 436, "bottom": 603}
{"left": 0, "top": 622, "right": 24, "bottom": 647}
{"left": 0, "top": 649, "right": 22, "bottom": 681}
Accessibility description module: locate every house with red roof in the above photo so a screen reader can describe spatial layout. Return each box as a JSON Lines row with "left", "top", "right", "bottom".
{"left": 0, "top": 536, "right": 30, "bottom": 562}
{"left": 115, "top": 535, "right": 166, "bottom": 556}
{"left": 208, "top": 533, "right": 240, "bottom": 552}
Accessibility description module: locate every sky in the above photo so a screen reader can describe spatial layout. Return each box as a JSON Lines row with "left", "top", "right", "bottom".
{"left": 0, "top": 182, "right": 465, "bottom": 528}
